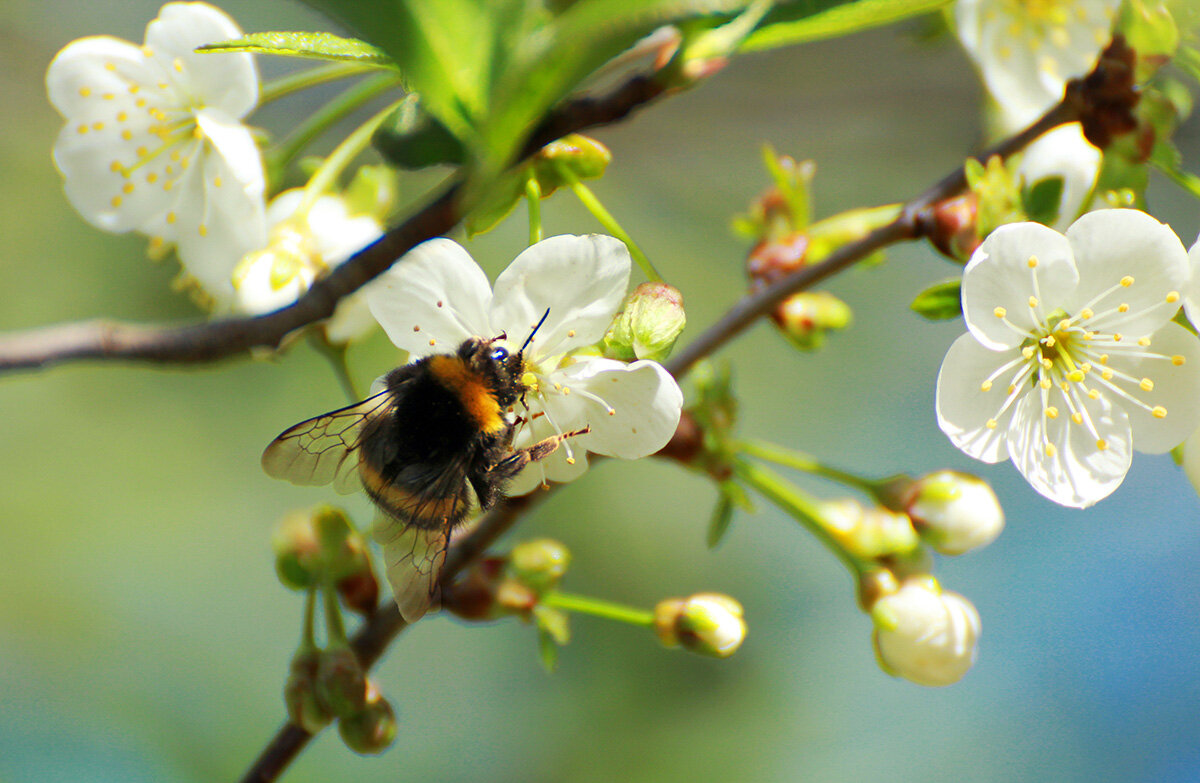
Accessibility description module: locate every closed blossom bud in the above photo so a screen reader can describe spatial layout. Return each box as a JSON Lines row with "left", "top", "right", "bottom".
{"left": 654, "top": 593, "right": 746, "bottom": 658}
{"left": 870, "top": 577, "right": 980, "bottom": 687}
{"left": 920, "top": 193, "right": 980, "bottom": 262}
{"left": 312, "top": 506, "right": 369, "bottom": 582}
{"left": 283, "top": 648, "right": 333, "bottom": 733}
{"left": 338, "top": 681, "right": 398, "bottom": 755}
{"left": 603, "top": 282, "right": 687, "bottom": 362}
{"left": 508, "top": 539, "right": 571, "bottom": 593}
{"left": 820, "top": 498, "right": 919, "bottom": 560}
{"left": 444, "top": 557, "right": 506, "bottom": 620}
{"left": 771, "top": 291, "right": 852, "bottom": 351}
{"left": 315, "top": 645, "right": 368, "bottom": 718}
{"left": 337, "top": 567, "right": 380, "bottom": 617}
{"left": 534, "top": 134, "right": 612, "bottom": 191}
{"left": 904, "top": 470, "right": 1004, "bottom": 555}
{"left": 272, "top": 510, "right": 321, "bottom": 591}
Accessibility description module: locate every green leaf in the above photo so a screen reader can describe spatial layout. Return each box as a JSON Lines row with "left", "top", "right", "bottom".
{"left": 910, "top": 278, "right": 962, "bottom": 321}
{"left": 537, "top": 628, "right": 560, "bottom": 673}
{"left": 1021, "top": 176, "right": 1064, "bottom": 227}
{"left": 372, "top": 94, "right": 467, "bottom": 170}
{"left": 742, "top": 0, "right": 953, "bottom": 52}
{"left": 707, "top": 490, "right": 735, "bottom": 548}
{"left": 198, "top": 32, "right": 396, "bottom": 66}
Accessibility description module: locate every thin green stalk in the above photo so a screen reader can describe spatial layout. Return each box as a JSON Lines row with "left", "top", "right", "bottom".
{"left": 525, "top": 174, "right": 544, "bottom": 245}
{"left": 307, "top": 331, "right": 360, "bottom": 402}
{"left": 736, "top": 438, "right": 879, "bottom": 496}
{"left": 541, "top": 591, "right": 655, "bottom": 627}
{"left": 322, "top": 577, "right": 347, "bottom": 644}
{"left": 732, "top": 457, "right": 868, "bottom": 577}
{"left": 259, "top": 62, "right": 380, "bottom": 106}
{"left": 267, "top": 72, "right": 402, "bottom": 184}
{"left": 301, "top": 586, "right": 318, "bottom": 649}
{"left": 299, "top": 97, "right": 403, "bottom": 213}
{"left": 555, "top": 164, "right": 661, "bottom": 281}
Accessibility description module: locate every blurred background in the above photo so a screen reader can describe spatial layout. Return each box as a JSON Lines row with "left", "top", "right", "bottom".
{"left": 3, "top": 2, "right": 1200, "bottom": 781}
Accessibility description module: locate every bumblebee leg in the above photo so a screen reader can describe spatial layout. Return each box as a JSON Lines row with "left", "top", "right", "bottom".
{"left": 490, "top": 426, "right": 590, "bottom": 481}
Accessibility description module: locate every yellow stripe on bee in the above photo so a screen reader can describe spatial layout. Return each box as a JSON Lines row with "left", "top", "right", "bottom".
{"left": 426, "top": 354, "right": 506, "bottom": 433}
{"left": 358, "top": 459, "right": 468, "bottom": 524}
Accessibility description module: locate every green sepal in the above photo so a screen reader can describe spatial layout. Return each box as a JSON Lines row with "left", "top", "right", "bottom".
{"left": 707, "top": 480, "right": 752, "bottom": 548}
{"left": 198, "top": 32, "right": 397, "bottom": 67}
{"left": 909, "top": 278, "right": 962, "bottom": 321}
{"left": 1021, "top": 176, "right": 1064, "bottom": 227}
{"left": 372, "top": 94, "right": 466, "bottom": 170}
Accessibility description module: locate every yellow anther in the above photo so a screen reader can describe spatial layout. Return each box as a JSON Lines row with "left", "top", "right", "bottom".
{"left": 109, "top": 160, "right": 123, "bottom": 173}
{"left": 116, "top": 111, "right": 127, "bottom": 122}
{"left": 1046, "top": 407, "right": 1059, "bottom": 419}
{"left": 980, "top": 380, "right": 993, "bottom": 392}
{"left": 1101, "top": 369, "right": 1114, "bottom": 381}
{"left": 111, "top": 195, "right": 122, "bottom": 208}
{"left": 1173, "top": 355, "right": 1186, "bottom": 366}
{"left": 1117, "top": 303, "right": 1129, "bottom": 313}
{"left": 1137, "top": 337, "right": 1151, "bottom": 347}
{"left": 173, "top": 58, "right": 184, "bottom": 72}
{"left": 1027, "top": 256, "right": 1039, "bottom": 268}
{"left": 1080, "top": 363, "right": 1092, "bottom": 373}
{"left": 608, "top": 410, "right": 616, "bottom": 416}
{"left": 1045, "top": 443, "right": 1057, "bottom": 458}
{"left": 129, "top": 84, "right": 140, "bottom": 94}
{"left": 1088, "top": 389, "right": 1100, "bottom": 399}
{"left": 429, "top": 338, "right": 437, "bottom": 346}
{"left": 1022, "top": 346, "right": 1036, "bottom": 359}
{"left": 986, "top": 419, "right": 998, "bottom": 430}
{"left": 568, "top": 329, "right": 576, "bottom": 338}
{"left": 213, "top": 176, "right": 223, "bottom": 188}
{"left": 1167, "top": 291, "right": 1180, "bottom": 303}
{"left": 1080, "top": 308, "right": 1094, "bottom": 319}
{"left": 102, "top": 92, "right": 114, "bottom": 101}
{"left": 1099, "top": 354, "right": 1109, "bottom": 364}
{"left": 1059, "top": 382, "right": 1070, "bottom": 393}
{"left": 1040, "top": 378, "right": 1052, "bottom": 390}
{"left": 136, "top": 146, "right": 148, "bottom": 157}
{"left": 166, "top": 212, "right": 177, "bottom": 224}
{"left": 1007, "top": 384, "right": 1016, "bottom": 394}
{"left": 120, "top": 129, "right": 132, "bottom": 141}
{"left": 1120, "top": 276, "right": 1134, "bottom": 287}
{"left": 1041, "top": 358, "right": 1053, "bottom": 370}
{"left": 1028, "top": 296, "right": 1039, "bottom": 308}
{"left": 1096, "top": 439, "right": 1108, "bottom": 451}
{"left": 146, "top": 172, "right": 158, "bottom": 184}
{"left": 565, "top": 457, "right": 576, "bottom": 465}
{"left": 105, "top": 62, "right": 116, "bottom": 71}
{"left": 1140, "top": 378, "right": 1154, "bottom": 392}
{"left": 122, "top": 182, "right": 134, "bottom": 194}
{"left": 92, "top": 121, "right": 104, "bottom": 131}
{"left": 198, "top": 224, "right": 208, "bottom": 237}
{"left": 77, "top": 124, "right": 89, "bottom": 135}
{"left": 1072, "top": 412, "right": 1083, "bottom": 425}
{"left": 79, "top": 87, "right": 92, "bottom": 97}
{"left": 1067, "top": 370, "right": 1084, "bottom": 383}
{"left": 1113, "top": 333, "right": 1123, "bottom": 342}
{"left": 142, "top": 45, "right": 154, "bottom": 57}
{"left": 1152, "top": 406, "right": 1168, "bottom": 419}
{"left": 994, "top": 306, "right": 1007, "bottom": 318}
{"left": 1042, "top": 335, "right": 1056, "bottom": 347}
{"left": 163, "top": 180, "right": 173, "bottom": 192}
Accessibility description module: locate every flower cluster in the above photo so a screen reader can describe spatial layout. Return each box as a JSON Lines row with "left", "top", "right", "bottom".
{"left": 46, "top": 1, "right": 266, "bottom": 309}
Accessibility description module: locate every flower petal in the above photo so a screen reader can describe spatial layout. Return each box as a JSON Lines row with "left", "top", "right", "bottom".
{"left": 936, "top": 333, "right": 1025, "bottom": 463}
{"left": 1006, "top": 385, "right": 1131, "bottom": 508}
{"left": 145, "top": 1, "right": 257, "bottom": 117}
{"left": 1064, "top": 209, "right": 1189, "bottom": 338}
{"left": 366, "top": 239, "right": 494, "bottom": 355}
{"left": 490, "top": 235, "right": 631, "bottom": 355}
{"left": 1017, "top": 123, "right": 1101, "bottom": 232}
{"left": 962, "top": 222, "right": 1078, "bottom": 350}
{"left": 1108, "top": 322, "right": 1200, "bottom": 454}
{"left": 550, "top": 358, "right": 682, "bottom": 459}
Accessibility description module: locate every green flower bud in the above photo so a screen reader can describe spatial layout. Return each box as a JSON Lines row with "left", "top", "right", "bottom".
{"left": 771, "top": 291, "right": 852, "bottom": 351}
{"left": 508, "top": 538, "right": 571, "bottom": 593}
{"left": 338, "top": 681, "right": 398, "bottom": 755}
{"left": 603, "top": 282, "right": 687, "bottom": 362}
{"left": 654, "top": 593, "right": 747, "bottom": 658}
{"left": 820, "top": 498, "right": 919, "bottom": 560}
{"left": 272, "top": 510, "right": 321, "bottom": 591}
{"left": 904, "top": 470, "right": 1005, "bottom": 555}
{"left": 283, "top": 648, "right": 333, "bottom": 733}
{"left": 312, "top": 505, "right": 370, "bottom": 582}
{"left": 533, "top": 134, "right": 612, "bottom": 193}
{"left": 315, "top": 645, "right": 368, "bottom": 718}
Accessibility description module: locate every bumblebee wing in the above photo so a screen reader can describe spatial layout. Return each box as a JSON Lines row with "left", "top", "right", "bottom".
{"left": 371, "top": 510, "right": 449, "bottom": 623}
{"left": 261, "top": 390, "right": 393, "bottom": 494}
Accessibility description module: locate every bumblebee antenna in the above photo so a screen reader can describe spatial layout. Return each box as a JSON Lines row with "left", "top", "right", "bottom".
{"left": 519, "top": 308, "right": 552, "bottom": 356}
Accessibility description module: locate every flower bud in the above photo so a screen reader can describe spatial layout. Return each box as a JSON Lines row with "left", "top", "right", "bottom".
{"left": 272, "top": 510, "right": 321, "bottom": 591}
{"left": 533, "top": 134, "right": 612, "bottom": 191}
{"left": 508, "top": 538, "right": 571, "bottom": 593}
{"left": 771, "top": 291, "right": 852, "bottom": 351}
{"left": 919, "top": 193, "right": 980, "bottom": 262}
{"left": 603, "top": 282, "right": 687, "bottom": 362}
{"left": 654, "top": 593, "right": 746, "bottom": 658}
{"left": 338, "top": 681, "right": 398, "bottom": 755}
{"left": 312, "top": 506, "right": 370, "bottom": 582}
{"left": 315, "top": 645, "right": 368, "bottom": 718}
{"left": 283, "top": 648, "right": 333, "bottom": 733}
{"left": 904, "top": 470, "right": 1004, "bottom": 555}
{"left": 337, "top": 568, "right": 380, "bottom": 617}
{"left": 444, "top": 557, "right": 506, "bottom": 621}
{"left": 870, "top": 578, "right": 980, "bottom": 687}
{"left": 820, "top": 498, "right": 919, "bottom": 560}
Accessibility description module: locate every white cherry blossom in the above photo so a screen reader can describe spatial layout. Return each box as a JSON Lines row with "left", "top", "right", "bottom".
{"left": 233, "top": 189, "right": 383, "bottom": 343}
{"left": 937, "top": 210, "right": 1200, "bottom": 508}
{"left": 46, "top": 1, "right": 266, "bottom": 310}
{"left": 366, "top": 235, "right": 684, "bottom": 494}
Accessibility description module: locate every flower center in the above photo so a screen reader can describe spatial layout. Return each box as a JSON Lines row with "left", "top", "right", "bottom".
{"left": 980, "top": 257, "right": 1184, "bottom": 456}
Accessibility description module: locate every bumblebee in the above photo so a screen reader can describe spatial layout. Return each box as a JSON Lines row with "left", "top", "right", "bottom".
{"left": 262, "top": 320, "right": 582, "bottom": 622}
